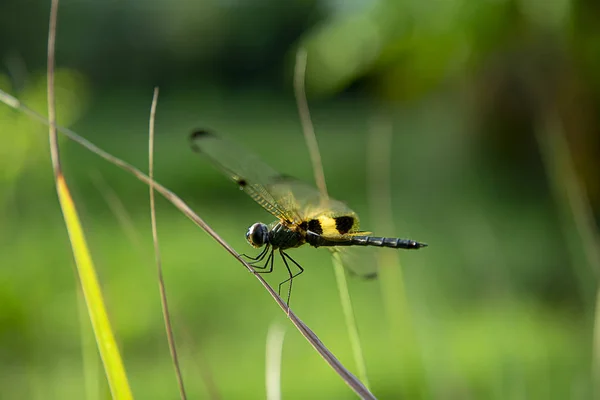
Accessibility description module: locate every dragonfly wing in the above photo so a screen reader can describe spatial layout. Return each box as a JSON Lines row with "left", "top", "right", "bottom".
{"left": 190, "top": 129, "right": 300, "bottom": 222}
{"left": 330, "top": 247, "right": 379, "bottom": 279}
{"left": 190, "top": 129, "right": 362, "bottom": 233}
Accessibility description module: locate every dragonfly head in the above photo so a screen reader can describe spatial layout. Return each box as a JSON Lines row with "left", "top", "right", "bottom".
{"left": 246, "top": 222, "right": 269, "bottom": 248}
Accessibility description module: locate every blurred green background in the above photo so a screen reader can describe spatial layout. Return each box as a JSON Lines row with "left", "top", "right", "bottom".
{"left": 1, "top": 0, "right": 600, "bottom": 398}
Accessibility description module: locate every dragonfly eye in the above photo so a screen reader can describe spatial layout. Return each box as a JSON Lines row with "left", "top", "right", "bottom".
{"left": 246, "top": 223, "right": 269, "bottom": 248}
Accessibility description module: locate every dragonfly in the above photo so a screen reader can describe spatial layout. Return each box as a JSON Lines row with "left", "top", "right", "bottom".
{"left": 190, "top": 129, "right": 427, "bottom": 306}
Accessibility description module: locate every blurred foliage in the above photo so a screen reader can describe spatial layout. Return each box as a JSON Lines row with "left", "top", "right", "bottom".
{"left": 1, "top": 0, "right": 600, "bottom": 398}
{"left": 0, "top": 69, "right": 88, "bottom": 189}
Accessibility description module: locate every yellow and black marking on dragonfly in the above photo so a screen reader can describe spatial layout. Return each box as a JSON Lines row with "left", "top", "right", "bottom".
{"left": 190, "top": 129, "right": 427, "bottom": 306}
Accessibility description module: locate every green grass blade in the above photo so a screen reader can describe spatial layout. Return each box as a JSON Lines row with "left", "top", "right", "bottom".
{"left": 56, "top": 175, "right": 134, "bottom": 399}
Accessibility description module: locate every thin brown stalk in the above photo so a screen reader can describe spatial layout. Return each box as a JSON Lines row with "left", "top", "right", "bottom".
{"left": 294, "top": 48, "right": 328, "bottom": 198}
{"left": 46, "top": 0, "right": 60, "bottom": 173}
{"left": 0, "top": 91, "right": 375, "bottom": 399}
{"left": 147, "top": 87, "right": 187, "bottom": 399}
{"left": 45, "top": 0, "right": 132, "bottom": 397}
{"left": 293, "top": 48, "right": 371, "bottom": 390}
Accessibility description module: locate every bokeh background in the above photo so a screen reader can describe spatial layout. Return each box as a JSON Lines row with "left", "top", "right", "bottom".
{"left": 2, "top": 0, "right": 600, "bottom": 398}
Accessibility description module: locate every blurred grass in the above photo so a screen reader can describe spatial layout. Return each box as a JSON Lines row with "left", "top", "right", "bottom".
{"left": 0, "top": 86, "right": 593, "bottom": 398}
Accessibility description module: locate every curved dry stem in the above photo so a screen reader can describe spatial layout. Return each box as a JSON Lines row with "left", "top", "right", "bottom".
{"left": 294, "top": 48, "right": 371, "bottom": 390}
{"left": 0, "top": 91, "right": 376, "bottom": 400}
{"left": 147, "top": 87, "right": 188, "bottom": 400}
{"left": 47, "top": 0, "right": 61, "bottom": 175}
{"left": 45, "top": 0, "right": 133, "bottom": 397}
{"left": 294, "top": 48, "right": 328, "bottom": 198}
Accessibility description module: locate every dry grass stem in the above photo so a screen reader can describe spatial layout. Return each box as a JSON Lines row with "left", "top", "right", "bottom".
{"left": 147, "top": 87, "right": 188, "bottom": 400}
{"left": 0, "top": 89, "right": 375, "bottom": 399}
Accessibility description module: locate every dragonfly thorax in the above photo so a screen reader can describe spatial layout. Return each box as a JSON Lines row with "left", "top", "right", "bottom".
{"left": 246, "top": 222, "right": 269, "bottom": 248}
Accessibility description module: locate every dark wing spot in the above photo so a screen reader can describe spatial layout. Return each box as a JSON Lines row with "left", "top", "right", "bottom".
{"left": 335, "top": 216, "right": 355, "bottom": 234}
{"left": 234, "top": 177, "right": 247, "bottom": 187}
{"left": 189, "top": 129, "right": 215, "bottom": 152}
{"left": 298, "top": 221, "right": 308, "bottom": 231}
{"left": 308, "top": 219, "right": 323, "bottom": 235}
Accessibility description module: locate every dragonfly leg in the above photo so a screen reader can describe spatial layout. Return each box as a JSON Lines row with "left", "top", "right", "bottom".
{"left": 241, "top": 245, "right": 270, "bottom": 261}
{"left": 253, "top": 248, "right": 275, "bottom": 273}
{"left": 245, "top": 251, "right": 270, "bottom": 266}
{"left": 278, "top": 250, "right": 304, "bottom": 308}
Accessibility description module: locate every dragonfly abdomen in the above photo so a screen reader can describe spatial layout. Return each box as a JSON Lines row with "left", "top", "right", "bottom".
{"left": 349, "top": 236, "right": 426, "bottom": 249}
{"left": 306, "top": 231, "right": 426, "bottom": 249}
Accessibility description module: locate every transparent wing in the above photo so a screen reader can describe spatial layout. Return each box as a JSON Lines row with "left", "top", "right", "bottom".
{"left": 190, "top": 130, "right": 360, "bottom": 227}
{"left": 330, "top": 247, "right": 380, "bottom": 279}
{"left": 190, "top": 129, "right": 296, "bottom": 222}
